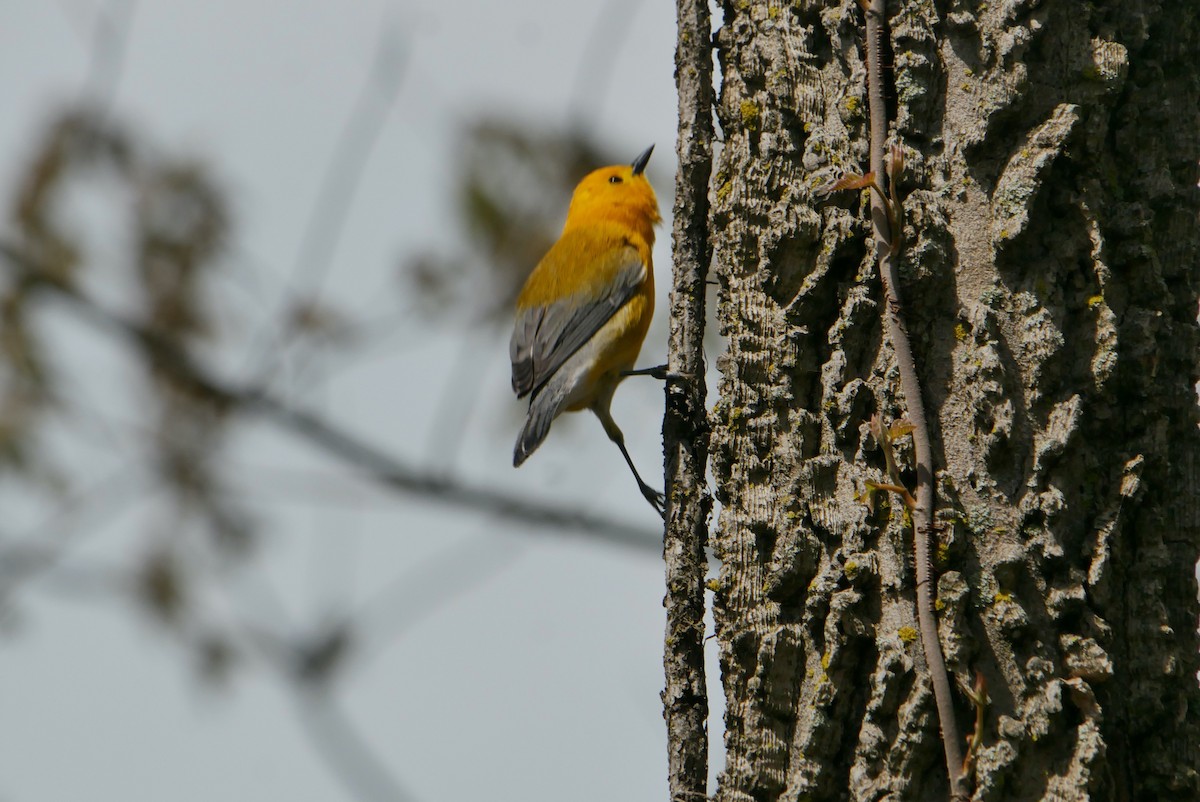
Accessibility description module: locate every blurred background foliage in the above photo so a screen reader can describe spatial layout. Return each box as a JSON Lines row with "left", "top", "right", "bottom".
{"left": 1, "top": 100, "right": 641, "bottom": 675}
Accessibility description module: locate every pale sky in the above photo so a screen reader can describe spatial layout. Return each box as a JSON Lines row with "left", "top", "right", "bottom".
{"left": 0, "top": 2, "right": 724, "bottom": 801}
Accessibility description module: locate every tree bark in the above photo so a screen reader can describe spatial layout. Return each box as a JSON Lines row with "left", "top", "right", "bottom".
{"left": 708, "top": 1, "right": 1200, "bottom": 800}
{"left": 661, "top": 0, "right": 716, "bottom": 799}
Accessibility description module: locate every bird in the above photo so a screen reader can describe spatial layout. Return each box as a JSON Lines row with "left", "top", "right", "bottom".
{"left": 509, "top": 145, "right": 665, "bottom": 516}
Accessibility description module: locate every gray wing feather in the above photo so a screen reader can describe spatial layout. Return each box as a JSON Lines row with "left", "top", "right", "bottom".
{"left": 513, "top": 364, "right": 576, "bottom": 466}
{"left": 509, "top": 309, "right": 543, "bottom": 397}
{"left": 510, "top": 250, "right": 645, "bottom": 399}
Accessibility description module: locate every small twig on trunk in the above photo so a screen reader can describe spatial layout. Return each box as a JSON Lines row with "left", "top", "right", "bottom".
{"left": 861, "top": 0, "right": 966, "bottom": 798}
{"left": 661, "top": 0, "right": 715, "bottom": 799}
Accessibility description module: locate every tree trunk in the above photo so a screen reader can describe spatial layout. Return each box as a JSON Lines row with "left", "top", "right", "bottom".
{"left": 707, "top": 1, "right": 1200, "bottom": 800}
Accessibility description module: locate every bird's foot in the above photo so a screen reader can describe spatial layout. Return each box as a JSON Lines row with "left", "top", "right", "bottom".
{"left": 639, "top": 482, "right": 666, "bottom": 519}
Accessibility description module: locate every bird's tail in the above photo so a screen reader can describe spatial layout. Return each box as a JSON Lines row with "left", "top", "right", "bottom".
{"left": 513, "top": 367, "right": 580, "bottom": 467}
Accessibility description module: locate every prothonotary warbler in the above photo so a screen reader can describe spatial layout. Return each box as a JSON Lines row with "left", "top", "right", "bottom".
{"left": 510, "top": 145, "right": 665, "bottom": 515}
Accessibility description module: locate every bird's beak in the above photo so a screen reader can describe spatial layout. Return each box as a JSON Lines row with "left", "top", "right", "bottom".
{"left": 631, "top": 145, "right": 654, "bottom": 175}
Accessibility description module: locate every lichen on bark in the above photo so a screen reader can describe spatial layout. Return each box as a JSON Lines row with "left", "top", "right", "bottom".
{"left": 708, "top": 1, "right": 1200, "bottom": 800}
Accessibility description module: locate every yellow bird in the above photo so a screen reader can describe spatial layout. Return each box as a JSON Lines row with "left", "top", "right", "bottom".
{"left": 510, "top": 145, "right": 664, "bottom": 515}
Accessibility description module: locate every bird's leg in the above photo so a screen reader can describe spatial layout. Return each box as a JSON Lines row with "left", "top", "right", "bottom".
{"left": 622, "top": 362, "right": 700, "bottom": 385}
{"left": 593, "top": 404, "right": 665, "bottom": 518}
{"left": 621, "top": 364, "right": 678, "bottom": 381}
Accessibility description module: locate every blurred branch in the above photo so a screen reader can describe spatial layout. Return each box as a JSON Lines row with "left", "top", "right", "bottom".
{"left": 421, "top": 323, "right": 496, "bottom": 471}
{"left": 346, "top": 534, "right": 523, "bottom": 677}
{"left": 0, "top": 240, "right": 661, "bottom": 552}
{"left": 20, "top": 559, "right": 127, "bottom": 599}
{"left": 295, "top": 690, "right": 417, "bottom": 802}
{"left": 292, "top": 18, "right": 406, "bottom": 298}
{"left": 567, "top": 0, "right": 641, "bottom": 130}
{"left": 81, "top": 0, "right": 138, "bottom": 111}
{"left": 244, "top": 18, "right": 409, "bottom": 383}
{"left": 0, "top": 469, "right": 153, "bottom": 601}
{"left": 223, "top": 614, "right": 417, "bottom": 802}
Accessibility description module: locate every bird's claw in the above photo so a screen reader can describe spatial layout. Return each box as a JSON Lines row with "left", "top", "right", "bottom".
{"left": 641, "top": 484, "right": 666, "bottom": 519}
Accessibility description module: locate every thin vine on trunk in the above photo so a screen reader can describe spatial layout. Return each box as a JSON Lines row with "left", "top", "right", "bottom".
{"left": 862, "top": 0, "right": 965, "bottom": 796}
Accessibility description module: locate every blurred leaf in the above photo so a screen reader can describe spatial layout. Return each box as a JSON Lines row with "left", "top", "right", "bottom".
{"left": 285, "top": 298, "right": 355, "bottom": 345}
{"left": 135, "top": 548, "right": 186, "bottom": 625}
{"left": 136, "top": 162, "right": 229, "bottom": 339}
{"left": 11, "top": 107, "right": 133, "bottom": 284}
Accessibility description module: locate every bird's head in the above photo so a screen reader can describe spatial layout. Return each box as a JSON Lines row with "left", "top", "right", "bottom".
{"left": 565, "top": 145, "right": 661, "bottom": 230}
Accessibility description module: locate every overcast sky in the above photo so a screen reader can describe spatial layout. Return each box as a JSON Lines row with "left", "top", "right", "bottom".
{"left": 0, "top": 2, "right": 725, "bottom": 801}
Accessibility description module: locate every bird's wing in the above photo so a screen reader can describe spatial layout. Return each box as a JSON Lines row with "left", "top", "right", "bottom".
{"left": 510, "top": 245, "right": 645, "bottom": 399}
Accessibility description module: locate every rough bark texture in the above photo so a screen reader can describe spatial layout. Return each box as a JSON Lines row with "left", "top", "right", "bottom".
{"left": 661, "top": 0, "right": 715, "bottom": 798}
{"left": 708, "top": 1, "right": 1200, "bottom": 800}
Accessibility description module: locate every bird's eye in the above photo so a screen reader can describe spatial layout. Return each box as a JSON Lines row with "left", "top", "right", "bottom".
{"left": 608, "top": 175, "right": 623, "bottom": 184}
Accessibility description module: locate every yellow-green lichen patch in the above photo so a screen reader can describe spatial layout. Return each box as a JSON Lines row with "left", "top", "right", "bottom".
{"left": 740, "top": 100, "right": 761, "bottom": 131}
{"left": 898, "top": 626, "right": 919, "bottom": 643}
